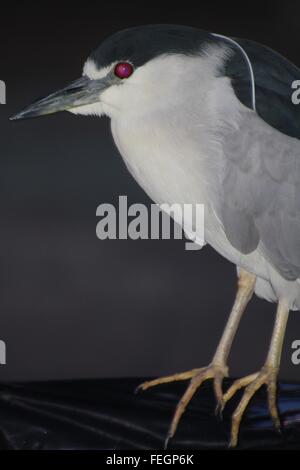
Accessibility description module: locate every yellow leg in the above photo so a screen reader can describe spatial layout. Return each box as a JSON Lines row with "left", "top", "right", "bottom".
{"left": 137, "top": 269, "right": 256, "bottom": 446}
{"left": 223, "top": 298, "right": 289, "bottom": 447}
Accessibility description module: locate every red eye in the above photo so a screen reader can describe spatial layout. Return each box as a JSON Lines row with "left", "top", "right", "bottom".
{"left": 114, "top": 62, "right": 134, "bottom": 79}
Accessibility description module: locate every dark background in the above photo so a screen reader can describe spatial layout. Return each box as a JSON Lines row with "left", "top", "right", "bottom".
{"left": 0, "top": 0, "right": 300, "bottom": 382}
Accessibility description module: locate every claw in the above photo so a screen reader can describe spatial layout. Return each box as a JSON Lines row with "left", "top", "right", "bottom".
{"left": 164, "top": 433, "right": 171, "bottom": 449}
{"left": 215, "top": 401, "right": 224, "bottom": 420}
{"left": 214, "top": 374, "right": 226, "bottom": 419}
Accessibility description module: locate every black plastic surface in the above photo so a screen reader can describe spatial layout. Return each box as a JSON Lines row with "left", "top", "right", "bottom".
{"left": 0, "top": 378, "right": 299, "bottom": 450}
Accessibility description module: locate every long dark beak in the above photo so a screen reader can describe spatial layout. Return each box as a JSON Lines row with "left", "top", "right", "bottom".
{"left": 10, "top": 76, "right": 111, "bottom": 121}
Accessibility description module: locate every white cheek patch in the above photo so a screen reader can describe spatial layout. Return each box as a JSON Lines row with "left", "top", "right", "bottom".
{"left": 68, "top": 102, "right": 105, "bottom": 117}
{"left": 83, "top": 58, "right": 115, "bottom": 80}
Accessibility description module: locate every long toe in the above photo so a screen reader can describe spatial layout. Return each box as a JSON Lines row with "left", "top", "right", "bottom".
{"left": 221, "top": 366, "right": 280, "bottom": 447}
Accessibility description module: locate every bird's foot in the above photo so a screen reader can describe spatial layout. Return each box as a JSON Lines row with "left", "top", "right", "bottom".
{"left": 222, "top": 364, "right": 280, "bottom": 447}
{"left": 137, "top": 363, "right": 228, "bottom": 447}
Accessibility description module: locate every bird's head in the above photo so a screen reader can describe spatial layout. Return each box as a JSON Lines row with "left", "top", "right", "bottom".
{"left": 11, "top": 25, "right": 230, "bottom": 122}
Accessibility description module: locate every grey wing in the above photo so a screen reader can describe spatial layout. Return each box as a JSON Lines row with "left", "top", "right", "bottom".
{"left": 223, "top": 36, "right": 300, "bottom": 139}
{"left": 218, "top": 37, "right": 300, "bottom": 280}
{"left": 221, "top": 112, "right": 300, "bottom": 281}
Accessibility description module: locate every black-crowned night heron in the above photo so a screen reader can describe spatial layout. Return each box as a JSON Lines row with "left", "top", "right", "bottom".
{"left": 11, "top": 24, "right": 300, "bottom": 447}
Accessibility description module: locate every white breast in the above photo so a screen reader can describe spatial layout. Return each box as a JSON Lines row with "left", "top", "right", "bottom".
{"left": 111, "top": 108, "right": 270, "bottom": 280}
